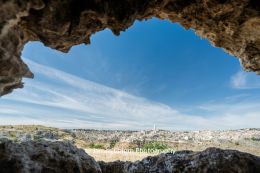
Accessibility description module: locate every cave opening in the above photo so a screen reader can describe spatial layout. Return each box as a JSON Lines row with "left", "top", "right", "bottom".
{"left": 3, "top": 18, "right": 258, "bottom": 130}
{"left": 0, "top": 1, "right": 260, "bottom": 171}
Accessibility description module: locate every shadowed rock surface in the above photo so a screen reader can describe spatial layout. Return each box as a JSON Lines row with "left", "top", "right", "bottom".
{"left": 99, "top": 148, "right": 260, "bottom": 173}
{"left": 0, "top": 139, "right": 260, "bottom": 173}
{"left": 0, "top": 139, "right": 101, "bottom": 173}
{"left": 0, "top": 0, "right": 260, "bottom": 96}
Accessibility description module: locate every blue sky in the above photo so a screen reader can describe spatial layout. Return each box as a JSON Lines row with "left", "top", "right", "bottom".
{"left": 1, "top": 18, "right": 260, "bottom": 130}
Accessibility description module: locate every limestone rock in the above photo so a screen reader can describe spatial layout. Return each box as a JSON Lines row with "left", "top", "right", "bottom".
{"left": 0, "top": 139, "right": 260, "bottom": 173}
{"left": 99, "top": 148, "right": 260, "bottom": 173}
{"left": 0, "top": 139, "right": 101, "bottom": 173}
{"left": 0, "top": 0, "right": 260, "bottom": 96}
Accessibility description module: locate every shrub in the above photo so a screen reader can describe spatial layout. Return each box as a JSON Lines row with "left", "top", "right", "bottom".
{"left": 251, "top": 137, "right": 260, "bottom": 141}
{"left": 142, "top": 141, "right": 169, "bottom": 151}
{"left": 89, "top": 143, "right": 105, "bottom": 149}
{"left": 9, "top": 132, "right": 16, "bottom": 138}
{"left": 109, "top": 140, "right": 117, "bottom": 148}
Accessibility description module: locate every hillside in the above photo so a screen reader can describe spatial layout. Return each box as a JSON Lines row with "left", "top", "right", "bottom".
{"left": 0, "top": 125, "right": 260, "bottom": 157}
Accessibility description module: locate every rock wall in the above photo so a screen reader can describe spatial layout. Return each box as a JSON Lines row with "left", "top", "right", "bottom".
{"left": 99, "top": 148, "right": 260, "bottom": 173}
{"left": 0, "top": 140, "right": 260, "bottom": 173}
{"left": 0, "top": 139, "right": 102, "bottom": 173}
{"left": 0, "top": 0, "right": 260, "bottom": 96}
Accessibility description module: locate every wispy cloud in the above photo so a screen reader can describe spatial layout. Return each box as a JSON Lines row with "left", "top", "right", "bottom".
{"left": 0, "top": 59, "right": 260, "bottom": 130}
{"left": 231, "top": 71, "right": 260, "bottom": 89}
{"left": 0, "top": 58, "right": 187, "bottom": 129}
{"left": 196, "top": 100, "right": 260, "bottom": 129}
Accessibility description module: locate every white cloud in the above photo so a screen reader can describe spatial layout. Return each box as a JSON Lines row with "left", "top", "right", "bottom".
{"left": 197, "top": 100, "right": 260, "bottom": 128}
{"left": 231, "top": 71, "right": 260, "bottom": 89}
{"left": 0, "top": 59, "right": 260, "bottom": 130}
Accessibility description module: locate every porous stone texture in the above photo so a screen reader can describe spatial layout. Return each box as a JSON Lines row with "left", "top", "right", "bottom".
{"left": 0, "top": 0, "right": 260, "bottom": 96}
{"left": 0, "top": 139, "right": 260, "bottom": 173}
{"left": 0, "top": 139, "right": 101, "bottom": 173}
{"left": 99, "top": 148, "right": 260, "bottom": 173}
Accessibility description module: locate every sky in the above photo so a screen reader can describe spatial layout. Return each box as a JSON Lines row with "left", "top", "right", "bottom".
{"left": 1, "top": 18, "right": 260, "bottom": 130}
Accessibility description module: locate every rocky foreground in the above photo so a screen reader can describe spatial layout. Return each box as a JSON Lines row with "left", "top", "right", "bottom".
{"left": 0, "top": 139, "right": 260, "bottom": 173}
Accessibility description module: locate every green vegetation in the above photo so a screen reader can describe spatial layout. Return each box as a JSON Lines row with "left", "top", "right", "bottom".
{"left": 9, "top": 132, "right": 16, "bottom": 138}
{"left": 142, "top": 141, "right": 170, "bottom": 151}
{"left": 109, "top": 140, "right": 117, "bottom": 149}
{"left": 89, "top": 143, "right": 105, "bottom": 149}
{"left": 251, "top": 137, "right": 260, "bottom": 141}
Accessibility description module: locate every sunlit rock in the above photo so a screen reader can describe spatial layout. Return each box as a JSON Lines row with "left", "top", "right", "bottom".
{"left": 0, "top": 139, "right": 101, "bottom": 173}
{"left": 99, "top": 148, "right": 260, "bottom": 173}
{"left": 0, "top": 138, "right": 260, "bottom": 173}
